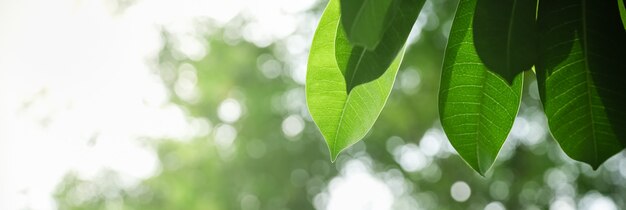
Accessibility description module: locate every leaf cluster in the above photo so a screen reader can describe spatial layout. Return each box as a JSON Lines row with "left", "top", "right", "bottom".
{"left": 307, "top": 0, "right": 626, "bottom": 174}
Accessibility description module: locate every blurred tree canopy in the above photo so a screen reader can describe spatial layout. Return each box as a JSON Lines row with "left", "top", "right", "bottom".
{"left": 54, "top": 0, "right": 626, "bottom": 209}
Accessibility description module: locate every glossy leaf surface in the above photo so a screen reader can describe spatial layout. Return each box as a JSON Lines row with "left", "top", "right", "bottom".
{"left": 338, "top": 0, "right": 424, "bottom": 93}
{"left": 536, "top": 0, "right": 626, "bottom": 168}
{"left": 307, "top": 0, "right": 404, "bottom": 161}
{"left": 473, "top": 0, "right": 537, "bottom": 83}
{"left": 439, "top": 0, "right": 524, "bottom": 175}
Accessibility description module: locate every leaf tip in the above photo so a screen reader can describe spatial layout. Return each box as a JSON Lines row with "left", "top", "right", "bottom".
{"left": 329, "top": 148, "right": 341, "bottom": 163}
{"left": 464, "top": 156, "right": 493, "bottom": 177}
{"left": 468, "top": 164, "right": 488, "bottom": 177}
{"left": 477, "top": 167, "right": 489, "bottom": 177}
{"left": 588, "top": 161, "right": 602, "bottom": 171}
{"left": 590, "top": 164, "right": 600, "bottom": 171}
{"left": 328, "top": 143, "right": 348, "bottom": 162}
{"left": 330, "top": 155, "right": 338, "bottom": 163}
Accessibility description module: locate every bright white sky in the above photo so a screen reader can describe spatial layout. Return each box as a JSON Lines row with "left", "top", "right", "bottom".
{"left": 0, "top": 0, "right": 190, "bottom": 209}
{"left": 0, "top": 0, "right": 394, "bottom": 210}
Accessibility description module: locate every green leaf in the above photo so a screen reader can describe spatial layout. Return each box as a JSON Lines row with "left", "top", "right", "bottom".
{"left": 340, "top": 0, "right": 395, "bottom": 50}
{"left": 339, "top": 0, "right": 424, "bottom": 93}
{"left": 619, "top": 0, "right": 626, "bottom": 30}
{"left": 472, "top": 0, "right": 537, "bottom": 84}
{"left": 536, "top": 0, "right": 626, "bottom": 169}
{"left": 307, "top": 0, "right": 404, "bottom": 161}
{"left": 439, "top": 0, "right": 524, "bottom": 175}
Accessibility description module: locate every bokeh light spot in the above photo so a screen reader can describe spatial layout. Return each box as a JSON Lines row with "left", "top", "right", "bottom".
{"left": 394, "top": 144, "right": 428, "bottom": 172}
{"left": 451, "top": 181, "right": 471, "bottom": 202}
{"left": 282, "top": 114, "right": 304, "bottom": 138}
{"left": 489, "top": 181, "right": 509, "bottom": 201}
{"left": 214, "top": 124, "right": 237, "bottom": 149}
{"left": 218, "top": 98, "right": 242, "bottom": 123}
{"left": 484, "top": 201, "right": 506, "bottom": 210}
{"left": 240, "top": 194, "right": 260, "bottom": 210}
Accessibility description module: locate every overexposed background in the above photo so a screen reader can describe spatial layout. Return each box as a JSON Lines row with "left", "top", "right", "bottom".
{"left": 1, "top": 0, "right": 625, "bottom": 210}
{"left": 0, "top": 1, "right": 391, "bottom": 209}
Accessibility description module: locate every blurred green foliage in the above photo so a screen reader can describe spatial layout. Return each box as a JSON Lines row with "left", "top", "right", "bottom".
{"left": 54, "top": 0, "right": 626, "bottom": 209}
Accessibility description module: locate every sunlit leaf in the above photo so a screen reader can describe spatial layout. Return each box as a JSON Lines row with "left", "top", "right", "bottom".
{"left": 439, "top": 0, "right": 524, "bottom": 175}
{"left": 339, "top": 0, "right": 424, "bottom": 93}
{"left": 473, "top": 0, "right": 537, "bottom": 83}
{"left": 340, "top": 0, "right": 394, "bottom": 50}
{"left": 307, "top": 0, "right": 403, "bottom": 161}
{"left": 536, "top": 0, "right": 626, "bottom": 169}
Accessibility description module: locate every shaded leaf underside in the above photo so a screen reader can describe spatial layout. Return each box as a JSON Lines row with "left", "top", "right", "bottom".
{"left": 340, "top": 0, "right": 394, "bottom": 50}
{"left": 537, "top": 0, "right": 626, "bottom": 168}
{"left": 338, "top": 0, "right": 424, "bottom": 93}
{"left": 472, "top": 0, "right": 537, "bottom": 84}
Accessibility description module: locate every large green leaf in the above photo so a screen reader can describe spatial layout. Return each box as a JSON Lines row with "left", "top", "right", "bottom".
{"left": 439, "top": 0, "right": 524, "bottom": 175}
{"left": 472, "top": 0, "right": 537, "bottom": 84}
{"left": 307, "top": 0, "right": 403, "bottom": 161}
{"left": 340, "top": 0, "right": 395, "bottom": 50}
{"left": 536, "top": 0, "right": 626, "bottom": 169}
{"left": 338, "top": 0, "right": 424, "bottom": 93}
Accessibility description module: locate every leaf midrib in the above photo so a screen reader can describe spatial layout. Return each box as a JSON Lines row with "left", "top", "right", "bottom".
{"left": 351, "top": 0, "right": 372, "bottom": 38}
{"left": 331, "top": 19, "right": 362, "bottom": 158}
{"left": 475, "top": 69, "right": 489, "bottom": 174}
{"left": 505, "top": 0, "right": 519, "bottom": 73}
{"left": 347, "top": 49, "right": 368, "bottom": 91}
{"left": 580, "top": 0, "right": 599, "bottom": 165}
{"left": 332, "top": 96, "right": 351, "bottom": 157}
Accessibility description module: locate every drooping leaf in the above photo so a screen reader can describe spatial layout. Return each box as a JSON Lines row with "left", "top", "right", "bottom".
{"left": 439, "top": 0, "right": 524, "bottom": 175}
{"left": 536, "top": 0, "right": 626, "bottom": 169}
{"left": 307, "top": 0, "right": 404, "bottom": 161}
{"left": 472, "top": 0, "right": 537, "bottom": 84}
{"left": 340, "top": 0, "right": 395, "bottom": 50}
{"left": 339, "top": 0, "right": 424, "bottom": 93}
